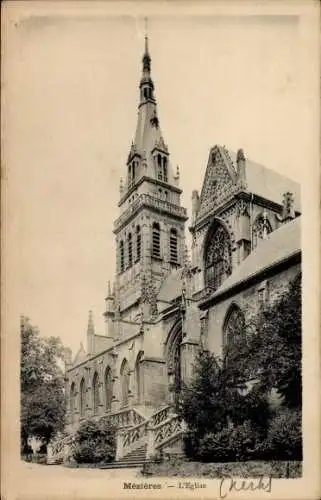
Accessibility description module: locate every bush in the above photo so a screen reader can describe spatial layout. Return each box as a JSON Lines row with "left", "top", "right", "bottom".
{"left": 72, "top": 420, "right": 116, "bottom": 464}
{"left": 265, "top": 408, "right": 302, "bottom": 460}
{"left": 198, "top": 421, "right": 262, "bottom": 462}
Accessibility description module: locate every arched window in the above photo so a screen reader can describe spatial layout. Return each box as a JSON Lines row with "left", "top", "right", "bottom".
{"left": 252, "top": 216, "right": 272, "bottom": 249}
{"left": 204, "top": 223, "right": 232, "bottom": 291}
{"left": 135, "top": 352, "right": 144, "bottom": 404}
{"left": 119, "top": 240, "right": 124, "bottom": 273}
{"left": 70, "top": 382, "right": 76, "bottom": 423}
{"left": 136, "top": 226, "right": 141, "bottom": 262}
{"left": 92, "top": 372, "right": 100, "bottom": 415}
{"left": 152, "top": 222, "right": 161, "bottom": 258}
{"left": 120, "top": 359, "right": 130, "bottom": 407}
{"left": 132, "top": 161, "right": 136, "bottom": 182}
{"left": 128, "top": 164, "right": 132, "bottom": 186}
{"left": 169, "top": 228, "right": 178, "bottom": 262}
{"left": 223, "top": 305, "right": 245, "bottom": 346}
{"left": 163, "top": 158, "right": 168, "bottom": 182}
{"left": 104, "top": 367, "right": 113, "bottom": 412}
{"left": 127, "top": 233, "right": 133, "bottom": 268}
{"left": 157, "top": 154, "right": 163, "bottom": 180}
{"left": 79, "top": 378, "right": 86, "bottom": 418}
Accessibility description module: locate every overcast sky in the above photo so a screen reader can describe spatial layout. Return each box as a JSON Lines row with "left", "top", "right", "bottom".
{"left": 5, "top": 6, "right": 317, "bottom": 354}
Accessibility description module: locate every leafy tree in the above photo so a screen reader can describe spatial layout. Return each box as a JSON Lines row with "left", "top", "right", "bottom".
{"left": 20, "top": 316, "right": 71, "bottom": 449}
{"left": 248, "top": 275, "right": 302, "bottom": 408}
{"left": 72, "top": 420, "right": 116, "bottom": 464}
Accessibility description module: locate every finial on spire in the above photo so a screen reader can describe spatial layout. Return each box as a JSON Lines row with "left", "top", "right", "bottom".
{"left": 108, "top": 280, "right": 111, "bottom": 296}
{"left": 175, "top": 165, "right": 180, "bottom": 180}
{"left": 119, "top": 177, "right": 124, "bottom": 195}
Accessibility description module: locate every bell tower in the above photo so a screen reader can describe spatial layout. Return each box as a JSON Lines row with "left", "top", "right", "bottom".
{"left": 112, "top": 36, "right": 188, "bottom": 321}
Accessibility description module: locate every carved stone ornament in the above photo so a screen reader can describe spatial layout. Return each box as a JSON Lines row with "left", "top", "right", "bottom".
{"left": 237, "top": 200, "right": 249, "bottom": 217}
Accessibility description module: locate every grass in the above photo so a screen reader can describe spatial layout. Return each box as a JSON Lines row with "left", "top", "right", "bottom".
{"left": 142, "top": 459, "right": 302, "bottom": 479}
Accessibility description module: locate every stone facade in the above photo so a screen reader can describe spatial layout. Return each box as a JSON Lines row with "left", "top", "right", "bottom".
{"left": 64, "top": 38, "right": 301, "bottom": 460}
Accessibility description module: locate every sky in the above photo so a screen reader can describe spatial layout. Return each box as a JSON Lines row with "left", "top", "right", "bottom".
{"left": 4, "top": 5, "right": 318, "bottom": 355}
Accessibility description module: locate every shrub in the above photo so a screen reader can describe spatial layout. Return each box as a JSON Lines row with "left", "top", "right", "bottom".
{"left": 198, "top": 421, "right": 262, "bottom": 462}
{"left": 265, "top": 408, "right": 302, "bottom": 460}
{"left": 72, "top": 420, "right": 116, "bottom": 464}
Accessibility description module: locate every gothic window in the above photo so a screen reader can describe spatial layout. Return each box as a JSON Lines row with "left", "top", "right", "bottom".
{"left": 92, "top": 372, "right": 100, "bottom": 415}
{"left": 252, "top": 216, "right": 272, "bottom": 249}
{"left": 152, "top": 222, "right": 161, "bottom": 258}
{"left": 119, "top": 240, "right": 124, "bottom": 273}
{"left": 170, "top": 228, "right": 178, "bottom": 262}
{"left": 204, "top": 223, "right": 232, "bottom": 291}
{"left": 79, "top": 378, "right": 86, "bottom": 418}
{"left": 70, "top": 382, "right": 76, "bottom": 423}
{"left": 163, "top": 158, "right": 168, "bottom": 182}
{"left": 120, "top": 359, "right": 130, "bottom": 407}
{"left": 223, "top": 305, "right": 245, "bottom": 347}
{"left": 136, "top": 225, "right": 141, "bottom": 262}
{"left": 127, "top": 233, "right": 133, "bottom": 268}
{"left": 157, "top": 154, "right": 163, "bottom": 180}
{"left": 128, "top": 164, "right": 132, "bottom": 186}
{"left": 104, "top": 367, "right": 113, "bottom": 412}
{"left": 135, "top": 351, "right": 144, "bottom": 404}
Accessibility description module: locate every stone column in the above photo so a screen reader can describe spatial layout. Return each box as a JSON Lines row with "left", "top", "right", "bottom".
{"left": 146, "top": 424, "right": 155, "bottom": 460}
{"left": 115, "top": 431, "right": 124, "bottom": 461}
{"left": 111, "top": 375, "right": 120, "bottom": 412}
{"left": 180, "top": 339, "right": 199, "bottom": 384}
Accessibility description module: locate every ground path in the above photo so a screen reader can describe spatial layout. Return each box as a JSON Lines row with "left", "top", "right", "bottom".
{"left": 4, "top": 460, "right": 144, "bottom": 499}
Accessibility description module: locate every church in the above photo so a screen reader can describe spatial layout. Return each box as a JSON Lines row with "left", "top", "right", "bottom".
{"left": 63, "top": 37, "right": 301, "bottom": 462}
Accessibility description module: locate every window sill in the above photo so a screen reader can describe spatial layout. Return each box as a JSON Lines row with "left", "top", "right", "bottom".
{"left": 152, "top": 255, "right": 163, "bottom": 261}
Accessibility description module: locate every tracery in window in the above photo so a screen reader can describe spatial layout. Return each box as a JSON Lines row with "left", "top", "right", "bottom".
{"left": 223, "top": 305, "right": 245, "bottom": 346}
{"left": 204, "top": 223, "right": 232, "bottom": 291}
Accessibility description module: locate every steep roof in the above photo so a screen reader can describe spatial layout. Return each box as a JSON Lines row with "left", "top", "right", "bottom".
{"left": 157, "top": 268, "right": 183, "bottom": 303}
{"left": 211, "top": 216, "right": 301, "bottom": 300}
{"left": 227, "top": 149, "right": 301, "bottom": 212}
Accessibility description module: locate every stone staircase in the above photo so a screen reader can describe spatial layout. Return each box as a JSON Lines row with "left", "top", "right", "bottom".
{"left": 47, "top": 405, "right": 185, "bottom": 468}
{"left": 100, "top": 444, "right": 148, "bottom": 469}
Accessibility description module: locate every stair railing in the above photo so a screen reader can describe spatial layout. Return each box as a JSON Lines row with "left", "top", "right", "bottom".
{"left": 117, "top": 420, "right": 148, "bottom": 460}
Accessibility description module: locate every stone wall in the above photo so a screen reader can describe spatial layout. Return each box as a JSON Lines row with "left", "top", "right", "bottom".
{"left": 205, "top": 262, "right": 301, "bottom": 356}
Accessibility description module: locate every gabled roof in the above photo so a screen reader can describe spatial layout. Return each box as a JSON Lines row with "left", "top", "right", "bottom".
{"left": 210, "top": 216, "right": 301, "bottom": 301}
{"left": 73, "top": 342, "right": 86, "bottom": 365}
{"left": 227, "top": 149, "right": 301, "bottom": 212}
{"left": 157, "top": 268, "right": 183, "bottom": 303}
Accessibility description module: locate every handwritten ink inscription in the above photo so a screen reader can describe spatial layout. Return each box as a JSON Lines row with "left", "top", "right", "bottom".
{"left": 219, "top": 476, "right": 272, "bottom": 498}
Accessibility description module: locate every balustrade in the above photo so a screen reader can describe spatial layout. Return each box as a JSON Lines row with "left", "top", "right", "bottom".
{"left": 150, "top": 405, "right": 171, "bottom": 427}
{"left": 114, "top": 194, "right": 187, "bottom": 231}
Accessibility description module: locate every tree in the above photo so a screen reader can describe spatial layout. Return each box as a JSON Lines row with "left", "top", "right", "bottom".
{"left": 20, "top": 316, "right": 71, "bottom": 449}
{"left": 72, "top": 420, "right": 116, "bottom": 464}
{"left": 248, "top": 275, "right": 302, "bottom": 408}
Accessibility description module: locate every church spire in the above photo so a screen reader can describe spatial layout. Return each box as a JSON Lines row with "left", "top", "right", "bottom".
{"left": 139, "top": 27, "right": 155, "bottom": 105}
